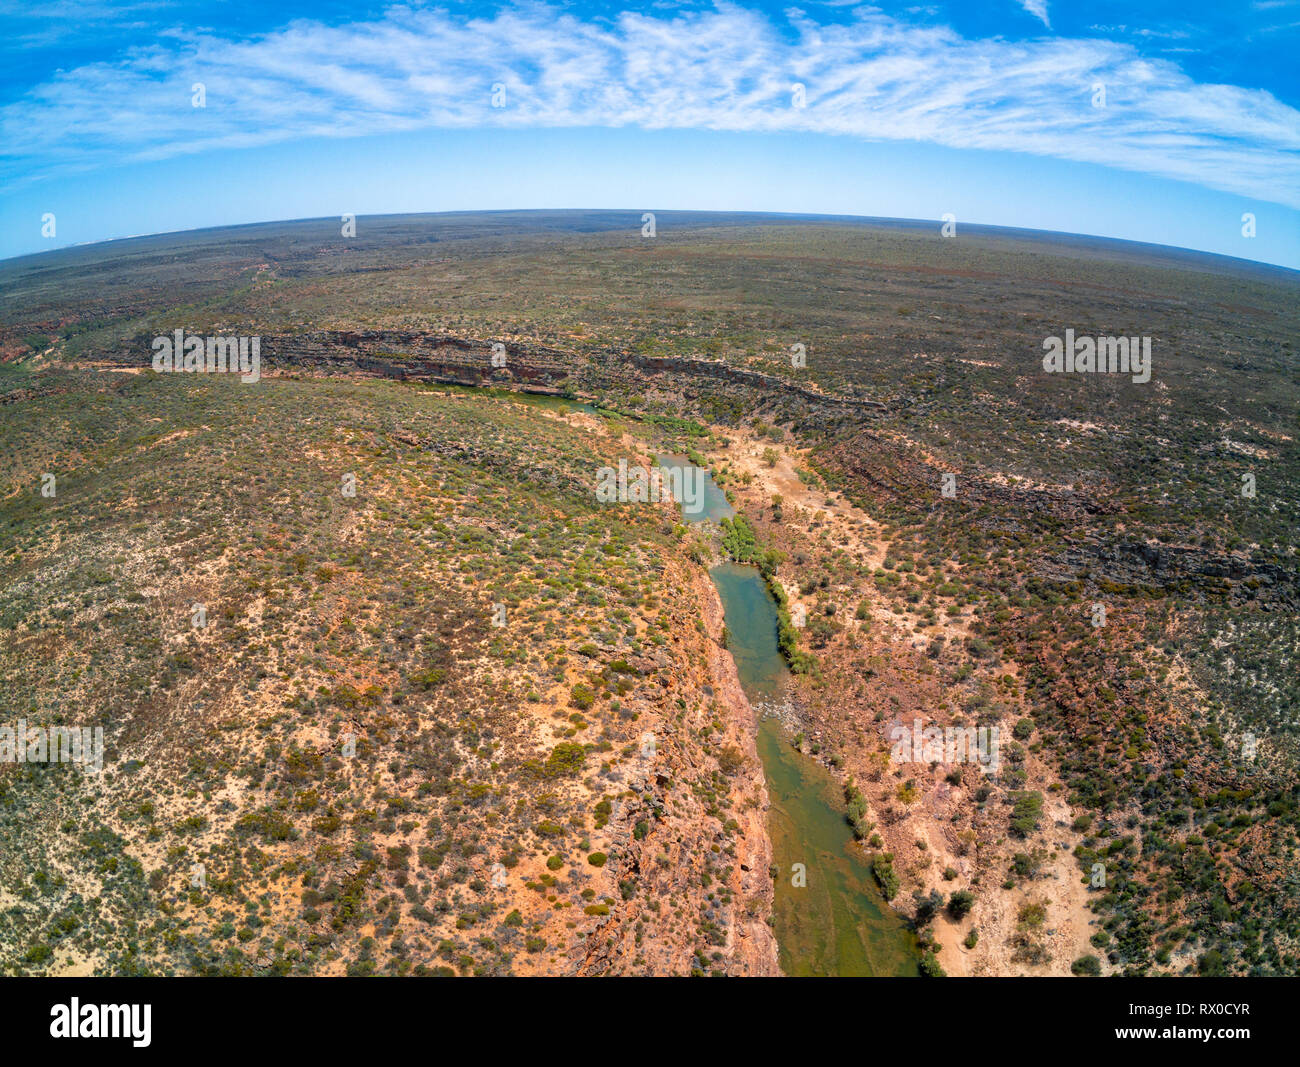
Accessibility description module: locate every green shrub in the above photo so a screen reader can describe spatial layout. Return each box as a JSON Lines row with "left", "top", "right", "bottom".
{"left": 1009, "top": 791, "right": 1044, "bottom": 838}
{"left": 545, "top": 741, "right": 587, "bottom": 777}
{"left": 408, "top": 666, "right": 447, "bottom": 690}
{"left": 24, "top": 943, "right": 52, "bottom": 964}
{"left": 871, "top": 853, "right": 899, "bottom": 900}
{"left": 947, "top": 890, "right": 975, "bottom": 919}
{"left": 919, "top": 951, "right": 945, "bottom": 977}
{"left": 1071, "top": 954, "right": 1102, "bottom": 977}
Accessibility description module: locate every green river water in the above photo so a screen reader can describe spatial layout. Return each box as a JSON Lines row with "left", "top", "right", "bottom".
{"left": 657, "top": 455, "right": 919, "bottom": 976}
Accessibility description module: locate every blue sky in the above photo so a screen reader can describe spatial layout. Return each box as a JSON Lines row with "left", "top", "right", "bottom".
{"left": 1, "top": 1, "right": 1297, "bottom": 267}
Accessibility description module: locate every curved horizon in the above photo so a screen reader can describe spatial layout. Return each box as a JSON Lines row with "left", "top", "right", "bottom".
{"left": 1, "top": 3, "right": 1297, "bottom": 269}
{"left": 4, "top": 205, "right": 1297, "bottom": 280}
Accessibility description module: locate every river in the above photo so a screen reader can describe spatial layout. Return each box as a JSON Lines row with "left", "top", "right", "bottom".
{"left": 660, "top": 454, "right": 919, "bottom": 976}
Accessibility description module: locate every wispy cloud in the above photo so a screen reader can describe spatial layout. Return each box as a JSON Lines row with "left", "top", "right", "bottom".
{"left": 1, "top": 2, "right": 1296, "bottom": 207}
{"left": 1019, "top": 1, "right": 1051, "bottom": 29}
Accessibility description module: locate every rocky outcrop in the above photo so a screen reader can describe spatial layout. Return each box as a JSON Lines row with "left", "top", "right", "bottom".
{"left": 822, "top": 428, "right": 1298, "bottom": 606}
{"left": 90, "top": 330, "right": 894, "bottom": 419}
{"left": 822, "top": 427, "right": 1108, "bottom": 525}
{"left": 623, "top": 353, "right": 887, "bottom": 416}
{"left": 101, "top": 329, "right": 576, "bottom": 391}
{"left": 1042, "top": 539, "right": 1298, "bottom": 606}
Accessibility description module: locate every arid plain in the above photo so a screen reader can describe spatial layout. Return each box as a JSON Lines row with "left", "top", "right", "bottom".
{"left": 1, "top": 211, "right": 1296, "bottom": 976}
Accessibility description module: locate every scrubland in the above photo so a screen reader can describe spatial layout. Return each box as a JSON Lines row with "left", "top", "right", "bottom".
{"left": 2, "top": 212, "right": 1295, "bottom": 975}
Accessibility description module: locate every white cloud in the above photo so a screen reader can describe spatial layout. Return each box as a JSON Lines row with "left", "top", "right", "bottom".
{"left": 1019, "top": 1, "right": 1051, "bottom": 29}
{"left": 1, "top": 2, "right": 1296, "bottom": 208}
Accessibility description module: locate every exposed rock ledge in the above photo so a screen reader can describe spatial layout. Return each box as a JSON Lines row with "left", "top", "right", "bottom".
{"left": 573, "top": 558, "right": 780, "bottom": 977}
